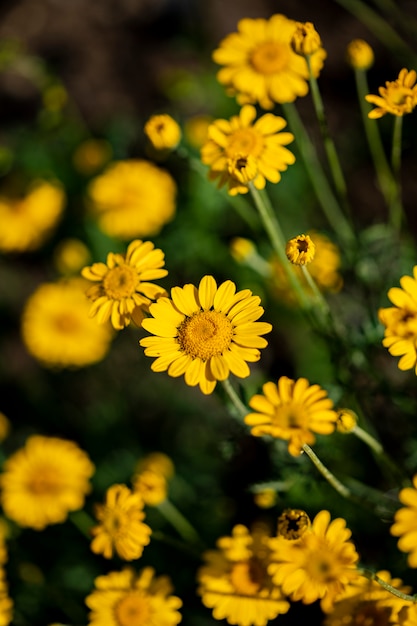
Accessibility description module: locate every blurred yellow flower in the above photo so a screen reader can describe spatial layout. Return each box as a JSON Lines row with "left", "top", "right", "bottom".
{"left": 140, "top": 275, "right": 272, "bottom": 395}
{"left": 197, "top": 523, "right": 290, "bottom": 625}
{"left": 245, "top": 376, "right": 338, "bottom": 456}
{"left": 21, "top": 277, "right": 113, "bottom": 368}
{"left": 391, "top": 474, "right": 417, "bottom": 567}
{"left": 144, "top": 114, "right": 181, "bottom": 151}
{"left": 0, "top": 571, "right": 12, "bottom": 626}
{"left": 268, "top": 510, "right": 360, "bottom": 612}
{"left": 336, "top": 408, "right": 357, "bottom": 434}
{"left": 365, "top": 68, "right": 417, "bottom": 118}
{"left": 285, "top": 234, "right": 316, "bottom": 265}
{"left": 81, "top": 239, "right": 168, "bottom": 330}
{"left": 0, "top": 415, "right": 10, "bottom": 444}
{"left": 253, "top": 488, "right": 277, "bottom": 509}
{"left": 73, "top": 138, "right": 112, "bottom": 175}
{"left": 201, "top": 104, "right": 295, "bottom": 195}
{"left": 213, "top": 14, "right": 326, "bottom": 109}
{"left": 85, "top": 567, "right": 182, "bottom": 626}
{"left": 135, "top": 452, "right": 175, "bottom": 480}
{"left": 0, "top": 180, "right": 65, "bottom": 253}
{"left": 346, "top": 39, "right": 374, "bottom": 71}
{"left": 87, "top": 159, "right": 177, "bottom": 239}
{"left": 291, "top": 22, "right": 323, "bottom": 57}
{"left": 91, "top": 484, "right": 151, "bottom": 561}
{"left": 132, "top": 470, "right": 167, "bottom": 507}
{"left": 184, "top": 114, "right": 212, "bottom": 148}
{"left": 0, "top": 435, "right": 94, "bottom": 530}
{"left": 53, "top": 238, "right": 91, "bottom": 275}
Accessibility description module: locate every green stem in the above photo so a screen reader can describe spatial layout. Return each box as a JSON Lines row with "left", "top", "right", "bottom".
{"left": 221, "top": 378, "right": 249, "bottom": 420}
{"left": 390, "top": 115, "right": 404, "bottom": 232}
{"left": 352, "top": 425, "right": 406, "bottom": 484}
{"left": 157, "top": 498, "right": 202, "bottom": 546}
{"left": 301, "top": 265, "right": 331, "bottom": 318}
{"left": 282, "top": 102, "right": 356, "bottom": 251}
{"left": 358, "top": 568, "right": 417, "bottom": 601}
{"left": 69, "top": 509, "right": 95, "bottom": 539}
{"left": 302, "top": 443, "right": 352, "bottom": 500}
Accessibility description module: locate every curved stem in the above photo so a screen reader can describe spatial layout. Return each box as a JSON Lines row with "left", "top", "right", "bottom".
{"left": 352, "top": 425, "right": 407, "bottom": 485}
{"left": 302, "top": 443, "right": 352, "bottom": 499}
{"left": 221, "top": 378, "right": 249, "bottom": 420}
{"left": 301, "top": 265, "right": 331, "bottom": 318}
{"left": 358, "top": 567, "right": 417, "bottom": 602}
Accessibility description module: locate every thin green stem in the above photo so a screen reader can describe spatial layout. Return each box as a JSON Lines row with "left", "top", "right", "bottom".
{"left": 157, "top": 499, "right": 202, "bottom": 546}
{"left": 390, "top": 115, "right": 404, "bottom": 232}
{"left": 302, "top": 443, "right": 352, "bottom": 500}
{"left": 301, "top": 265, "right": 331, "bottom": 318}
{"left": 221, "top": 378, "right": 249, "bottom": 420}
{"left": 358, "top": 568, "right": 417, "bottom": 602}
{"left": 352, "top": 425, "right": 406, "bottom": 484}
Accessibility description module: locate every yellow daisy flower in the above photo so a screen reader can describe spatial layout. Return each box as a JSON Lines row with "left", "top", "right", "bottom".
{"left": 85, "top": 566, "right": 182, "bottom": 626}
{"left": 91, "top": 484, "right": 151, "bottom": 561}
{"left": 365, "top": 68, "right": 417, "bottom": 118}
{"left": 378, "top": 266, "right": 417, "bottom": 374}
{"left": 0, "top": 435, "right": 94, "bottom": 530}
{"left": 197, "top": 523, "right": 290, "bottom": 626}
{"left": 213, "top": 14, "right": 327, "bottom": 109}
{"left": 0, "top": 571, "right": 12, "bottom": 626}
{"left": 268, "top": 510, "right": 360, "bottom": 612}
{"left": 144, "top": 114, "right": 181, "bottom": 151}
{"left": 346, "top": 39, "right": 374, "bottom": 71}
{"left": 201, "top": 104, "right": 295, "bottom": 195}
{"left": 0, "top": 180, "right": 65, "bottom": 253}
{"left": 87, "top": 159, "right": 177, "bottom": 239}
{"left": 140, "top": 275, "right": 272, "bottom": 395}
{"left": 53, "top": 238, "right": 91, "bottom": 275}
{"left": 399, "top": 604, "right": 417, "bottom": 626}
{"left": 291, "top": 21, "right": 323, "bottom": 57}
{"left": 132, "top": 470, "right": 167, "bottom": 507}
{"left": 285, "top": 234, "right": 316, "bottom": 265}
{"left": 277, "top": 508, "right": 311, "bottom": 540}
{"left": 390, "top": 474, "right": 417, "bottom": 567}
{"left": 81, "top": 239, "right": 168, "bottom": 330}
{"left": 134, "top": 452, "right": 175, "bottom": 480}
{"left": 21, "top": 277, "right": 113, "bottom": 368}
{"left": 245, "top": 376, "right": 338, "bottom": 456}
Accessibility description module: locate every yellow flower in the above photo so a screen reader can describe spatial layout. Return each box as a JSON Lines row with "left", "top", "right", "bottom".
{"left": 346, "top": 39, "right": 374, "bottom": 71}
{"left": 201, "top": 104, "right": 295, "bottom": 195}
{"left": 268, "top": 510, "right": 360, "bottom": 612}
{"left": 0, "top": 414, "right": 10, "bottom": 444}
{"left": 400, "top": 604, "right": 417, "bottom": 626}
{"left": 144, "top": 114, "right": 181, "bottom": 151}
{"left": 135, "top": 452, "right": 175, "bottom": 480}
{"left": 87, "top": 159, "right": 177, "bottom": 239}
{"left": 0, "top": 435, "right": 94, "bottom": 530}
{"left": 336, "top": 408, "right": 358, "bottom": 434}
{"left": 85, "top": 566, "right": 182, "bottom": 626}
{"left": 253, "top": 488, "right": 277, "bottom": 509}
{"left": 277, "top": 509, "right": 311, "bottom": 540}
{"left": 213, "top": 14, "right": 327, "bottom": 109}
{"left": 81, "top": 239, "right": 168, "bottom": 330}
{"left": 324, "top": 569, "right": 410, "bottom": 625}
{"left": 132, "top": 470, "right": 167, "bottom": 507}
{"left": 91, "top": 484, "right": 151, "bottom": 561}
{"left": 73, "top": 138, "right": 112, "bottom": 175}
{"left": 184, "top": 114, "right": 212, "bottom": 148}
{"left": 140, "top": 275, "right": 272, "bottom": 395}
{"left": 197, "top": 524, "right": 290, "bottom": 626}
{"left": 21, "top": 278, "right": 113, "bottom": 368}
{"left": 365, "top": 68, "right": 417, "bottom": 118}
{"left": 0, "top": 571, "right": 12, "bottom": 626}
{"left": 390, "top": 474, "right": 417, "bottom": 567}
{"left": 291, "top": 22, "right": 323, "bottom": 57}
{"left": 245, "top": 376, "right": 338, "bottom": 456}
{"left": 0, "top": 180, "right": 65, "bottom": 253}
{"left": 230, "top": 237, "right": 257, "bottom": 264}
{"left": 285, "top": 234, "right": 316, "bottom": 265}
{"left": 378, "top": 266, "right": 417, "bottom": 374}
{"left": 53, "top": 238, "right": 91, "bottom": 275}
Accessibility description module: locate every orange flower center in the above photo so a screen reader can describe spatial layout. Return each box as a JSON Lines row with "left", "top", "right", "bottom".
{"left": 53, "top": 312, "right": 80, "bottom": 333}
{"left": 115, "top": 592, "right": 152, "bottom": 626}
{"left": 226, "top": 129, "right": 264, "bottom": 159}
{"left": 274, "top": 404, "right": 307, "bottom": 429}
{"left": 389, "top": 86, "right": 409, "bottom": 107}
{"left": 177, "top": 310, "right": 234, "bottom": 360}
{"left": 27, "top": 466, "right": 62, "bottom": 495}
{"left": 250, "top": 41, "right": 290, "bottom": 75}
{"left": 230, "top": 558, "right": 265, "bottom": 595}
{"left": 103, "top": 265, "right": 139, "bottom": 300}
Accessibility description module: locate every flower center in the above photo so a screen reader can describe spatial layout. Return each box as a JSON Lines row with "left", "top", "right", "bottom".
{"left": 305, "top": 547, "right": 338, "bottom": 584}
{"left": 53, "top": 312, "right": 80, "bottom": 333}
{"left": 250, "top": 41, "right": 290, "bottom": 75}
{"left": 226, "top": 129, "right": 264, "bottom": 159}
{"left": 389, "top": 86, "right": 409, "bottom": 107}
{"left": 230, "top": 558, "right": 265, "bottom": 595}
{"left": 27, "top": 466, "right": 62, "bottom": 495}
{"left": 103, "top": 265, "right": 139, "bottom": 300}
{"left": 115, "top": 592, "right": 152, "bottom": 626}
{"left": 275, "top": 404, "right": 307, "bottom": 429}
{"left": 177, "top": 310, "right": 234, "bottom": 361}
{"left": 277, "top": 509, "right": 311, "bottom": 540}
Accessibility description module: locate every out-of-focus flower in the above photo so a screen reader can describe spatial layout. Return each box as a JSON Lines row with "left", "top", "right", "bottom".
{"left": 201, "top": 105, "right": 295, "bottom": 195}
{"left": 378, "top": 266, "right": 417, "bottom": 374}
{"left": 91, "top": 484, "right": 151, "bottom": 561}
{"left": 213, "top": 14, "right": 326, "bottom": 109}
{"left": 135, "top": 452, "right": 175, "bottom": 480}
{"left": 197, "top": 523, "right": 290, "bottom": 625}
{"left": 53, "top": 238, "right": 91, "bottom": 275}
{"left": 0, "top": 180, "right": 65, "bottom": 253}
{"left": 184, "top": 114, "right": 212, "bottom": 148}
{"left": 81, "top": 239, "right": 167, "bottom": 330}
{"left": 391, "top": 474, "right": 417, "bottom": 567}
{"left": 73, "top": 139, "right": 112, "bottom": 175}
{"left": 42, "top": 84, "right": 67, "bottom": 112}
{"left": 245, "top": 376, "right": 338, "bottom": 456}
{"left": 336, "top": 409, "right": 358, "bottom": 434}
{"left": 285, "top": 234, "right": 316, "bottom": 265}
{"left": 87, "top": 160, "right": 176, "bottom": 239}
{"left": 253, "top": 488, "right": 277, "bottom": 509}
{"left": 0, "top": 435, "right": 94, "bottom": 530}
{"left": 291, "top": 22, "right": 323, "bottom": 57}
{"left": 268, "top": 510, "right": 360, "bottom": 612}
{"left": 0, "top": 571, "right": 13, "bottom": 626}
{"left": 140, "top": 275, "right": 272, "bottom": 395}
{"left": 346, "top": 39, "right": 374, "bottom": 71}
{"left": 0, "top": 414, "right": 10, "bottom": 444}
{"left": 144, "top": 114, "right": 181, "bottom": 151}
{"left": 132, "top": 470, "right": 167, "bottom": 507}
{"left": 21, "top": 278, "right": 113, "bottom": 368}
{"left": 365, "top": 69, "right": 417, "bottom": 118}
{"left": 85, "top": 567, "right": 182, "bottom": 626}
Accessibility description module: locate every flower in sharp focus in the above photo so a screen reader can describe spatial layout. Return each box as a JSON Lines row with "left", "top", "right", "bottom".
{"left": 201, "top": 104, "right": 295, "bottom": 196}
{"left": 0, "top": 435, "right": 94, "bottom": 530}
{"left": 365, "top": 68, "right": 417, "bottom": 118}
{"left": 21, "top": 277, "right": 113, "bottom": 368}
{"left": 268, "top": 510, "right": 360, "bottom": 612}
{"left": 245, "top": 376, "right": 338, "bottom": 456}
{"left": 0, "top": 180, "right": 65, "bottom": 253}
{"left": 285, "top": 234, "right": 316, "bottom": 266}
{"left": 212, "top": 14, "right": 327, "bottom": 109}
{"left": 140, "top": 275, "right": 272, "bottom": 395}
{"left": 378, "top": 266, "right": 417, "bottom": 374}
{"left": 85, "top": 567, "right": 182, "bottom": 626}
{"left": 324, "top": 569, "right": 410, "bottom": 625}
{"left": 81, "top": 239, "right": 168, "bottom": 330}
{"left": 144, "top": 114, "right": 181, "bottom": 151}
{"left": 197, "top": 523, "right": 290, "bottom": 626}
{"left": 291, "top": 22, "right": 323, "bottom": 57}
{"left": 390, "top": 474, "right": 417, "bottom": 567}
{"left": 346, "top": 39, "right": 374, "bottom": 71}
{"left": 277, "top": 509, "right": 311, "bottom": 540}
{"left": 87, "top": 159, "right": 176, "bottom": 239}
{"left": 91, "top": 484, "right": 151, "bottom": 561}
